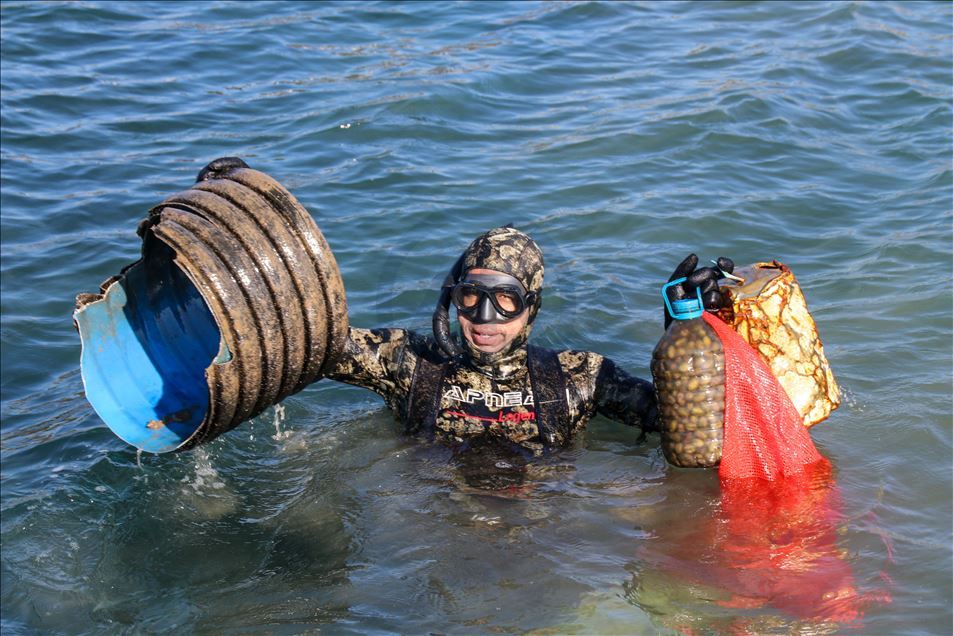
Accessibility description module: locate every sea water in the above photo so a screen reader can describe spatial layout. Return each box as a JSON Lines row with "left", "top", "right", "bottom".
{"left": 2, "top": 2, "right": 950, "bottom": 633}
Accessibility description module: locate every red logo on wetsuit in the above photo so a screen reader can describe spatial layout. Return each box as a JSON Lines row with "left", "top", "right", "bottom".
{"left": 442, "top": 384, "right": 536, "bottom": 425}
{"left": 444, "top": 409, "right": 536, "bottom": 424}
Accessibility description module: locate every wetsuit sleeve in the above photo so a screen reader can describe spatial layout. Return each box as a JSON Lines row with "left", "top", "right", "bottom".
{"left": 593, "top": 356, "right": 659, "bottom": 433}
{"left": 326, "top": 327, "right": 413, "bottom": 400}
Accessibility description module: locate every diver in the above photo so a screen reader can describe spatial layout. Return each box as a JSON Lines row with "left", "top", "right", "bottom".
{"left": 326, "top": 225, "right": 731, "bottom": 457}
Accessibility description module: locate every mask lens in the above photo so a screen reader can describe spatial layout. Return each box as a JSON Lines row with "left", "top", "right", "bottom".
{"left": 494, "top": 289, "right": 522, "bottom": 314}
{"left": 452, "top": 283, "right": 487, "bottom": 314}
{"left": 458, "top": 286, "right": 482, "bottom": 310}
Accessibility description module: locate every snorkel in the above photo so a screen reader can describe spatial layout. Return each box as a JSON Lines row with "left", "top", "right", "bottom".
{"left": 433, "top": 253, "right": 465, "bottom": 358}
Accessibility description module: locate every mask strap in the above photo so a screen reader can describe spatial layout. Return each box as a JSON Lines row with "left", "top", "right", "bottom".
{"left": 526, "top": 290, "right": 541, "bottom": 324}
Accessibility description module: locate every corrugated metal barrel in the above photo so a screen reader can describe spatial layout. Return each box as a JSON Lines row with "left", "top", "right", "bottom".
{"left": 73, "top": 158, "right": 348, "bottom": 452}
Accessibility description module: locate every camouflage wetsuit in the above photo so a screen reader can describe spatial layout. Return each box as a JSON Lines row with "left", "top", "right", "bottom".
{"left": 328, "top": 227, "right": 658, "bottom": 456}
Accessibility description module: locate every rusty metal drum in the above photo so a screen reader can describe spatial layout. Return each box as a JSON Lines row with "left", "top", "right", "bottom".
{"left": 73, "top": 158, "right": 348, "bottom": 452}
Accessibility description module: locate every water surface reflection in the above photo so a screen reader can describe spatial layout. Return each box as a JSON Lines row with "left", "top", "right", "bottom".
{"left": 626, "top": 461, "right": 893, "bottom": 634}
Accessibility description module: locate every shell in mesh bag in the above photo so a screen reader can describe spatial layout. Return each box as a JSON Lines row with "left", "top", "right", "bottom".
{"left": 701, "top": 312, "right": 825, "bottom": 481}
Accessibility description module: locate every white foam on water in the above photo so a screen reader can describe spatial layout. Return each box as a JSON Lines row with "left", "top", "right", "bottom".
{"left": 173, "top": 447, "right": 239, "bottom": 520}
{"left": 272, "top": 403, "right": 289, "bottom": 441}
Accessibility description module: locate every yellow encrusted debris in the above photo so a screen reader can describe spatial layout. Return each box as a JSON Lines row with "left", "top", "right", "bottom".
{"left": 718, "top": 261, "right": 840, "bottom": 428}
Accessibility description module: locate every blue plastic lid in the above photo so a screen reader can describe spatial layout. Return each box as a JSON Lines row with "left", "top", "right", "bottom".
{"left": 662, "top": 278, "right": 704, "bottom": 320}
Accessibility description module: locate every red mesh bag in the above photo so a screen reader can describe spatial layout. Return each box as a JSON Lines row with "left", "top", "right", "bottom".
{"left": 681, "top": 313, "right": 892, "bottom": 627}
{"left": 700, "top": 312, "right": 826, "bottom": 481}
{"left": 637, "top": 310, "right": 890, "bottom": 631}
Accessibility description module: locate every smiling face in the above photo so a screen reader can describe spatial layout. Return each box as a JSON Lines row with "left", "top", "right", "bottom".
{"left": 458, "top": 310, "right": 530, "bottom": 354}
{"left": 456, "top": 268, "right": 530, "bottom": 354}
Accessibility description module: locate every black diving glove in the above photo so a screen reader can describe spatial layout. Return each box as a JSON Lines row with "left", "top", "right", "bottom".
{"left": 663, "top": 254, "right": 735, "bottom": 329}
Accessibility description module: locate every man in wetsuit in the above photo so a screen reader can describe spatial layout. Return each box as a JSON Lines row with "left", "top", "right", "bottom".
{"left": 328, "top": 225, "right": 729, "bottom": 456}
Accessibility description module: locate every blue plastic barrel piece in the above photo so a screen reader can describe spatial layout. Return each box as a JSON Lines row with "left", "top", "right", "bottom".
{"left": 74, "top": 159, "right": 349, "bottom": 453}
{"left": 75, "top": 242, "right": 221, "bottom": 453}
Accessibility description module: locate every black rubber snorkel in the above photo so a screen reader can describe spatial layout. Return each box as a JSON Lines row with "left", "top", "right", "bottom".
{"left": 432, "top": 253, "right": 465, "bottom": 357}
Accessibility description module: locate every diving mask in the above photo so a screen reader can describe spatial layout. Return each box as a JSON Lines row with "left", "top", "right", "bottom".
{"left": 450, "top": 272, "right": 537, "bottom": 324}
